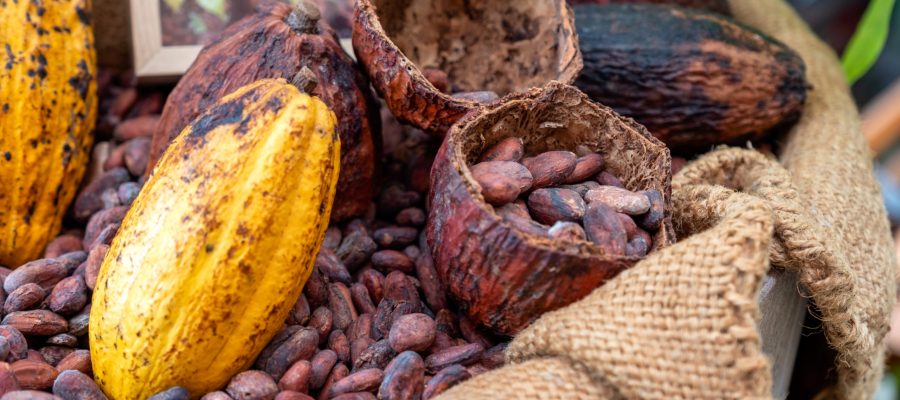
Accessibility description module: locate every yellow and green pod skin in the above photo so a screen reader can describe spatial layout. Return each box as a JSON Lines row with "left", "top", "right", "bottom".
{"left": 0, "top": 0, "right": 97, "bottom": 267}
{"left": 89, "top": 78, "right": 340, "bottom": 399}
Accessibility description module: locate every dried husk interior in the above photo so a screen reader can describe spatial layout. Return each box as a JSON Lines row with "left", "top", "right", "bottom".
{"left": 371, "top": 0, "right": 579, "bottom": 96}
{"left": 449, "top": 82, "right": 673, "bottom": 258}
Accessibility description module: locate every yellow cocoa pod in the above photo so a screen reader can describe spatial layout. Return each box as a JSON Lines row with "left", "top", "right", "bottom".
{"left": 89, "top": 78, "right": 340, "bottom": 399}
{"left": 0, "top": 0, "right": 97, "bottom": 266}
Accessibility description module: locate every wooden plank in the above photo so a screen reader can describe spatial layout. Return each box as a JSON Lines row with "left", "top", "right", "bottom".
{"left": 758, "top": 268, "right": 807, "bottom": 400}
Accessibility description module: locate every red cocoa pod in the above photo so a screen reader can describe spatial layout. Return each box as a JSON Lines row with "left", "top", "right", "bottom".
{"left": 0, "top": 391, "right": 60, "bottom": 400}
{"left": 318, "top": 364, "right": 349, "bottom": 400}
{"left": 43, "top": 236, "right": 83, "bottom": 259}
{"left": 422, "top": 365, "right": 470, "bottom": 399}
{"left": 288, "top": 294, "right": 311, "bottom": 326}
{"left": 303, "top": 269, "right": 329, "bottom": 310}
{"left": 372, "top": 227, "right": 418, "bottom": 249}
{"left": 348, "top": 313, "right": 373, "bottom": 341}
{"left": 114, "top": 115, "right": 159, "bottom": 141}
{"left": 358, "top": 269, "right": 384, "bottom": 304}
{"left": 275, "top": 391, "right": 314, "bottom": 400}
{"left": 308, "top": 307, "right": 333, "bottom": 346}
{"left": 388, "top": 313, "right": 436, "bottom": 353}
{"left": 323, "top": 227, "right": 343, "bottom": 252}
{"left": 354, "top": 340, "right": 396, "bottom": 371}
{"left": 0, "top": 362, "right": 19, "bottom": 394}
{"left": 521, "top": 151, "right": 578, "bottom": 189}
{"left": 583, "top": 203, "right": 628, "bottom": 255}
{"left": 328, "top": 368, "right": 384, "bottom": 397}
{"left": 424, "top": 344, "right": 484, "bottom": 372}
{"left": 265, "top": 328, "right": 319, "bottom": 380}
{"left": 595, "top": 171, "right": 625, "bottom": 188}
{"left": 350, "top": 338, "right": 375, "bottom": 368}
{"left": 200, "top": 391, "right": 233, "bottom": 400}
{"left": 48, "top": 276, "right": 87, "bottom": 316}
{"left": 52, "top": 370, "right": 106, "bottom": 400}
{"left": 526, "top": 188, "right": 586, "bottom": 224}
{"left": 548, "top": 221, "right": 587, "bottom": 241}
{"left": 316, "top": 250, "right": 352, "bottom": 285}
{"left": 352, "top": 0, "right": 580, "bottom": 133}
{"left": 84, "top": 245, "right": 108, "bottom": 291}
{"left": 39, "top": 347, "right": 73, "bottom": 366}
{"left": 73, "top": 168, "right": 130, "bottom": 220}
{"left": 81, "top": 206, "right": 128, "bottom": 250}
{"left": 327, "top": 331, "right": 351, "bottom": 365}
{"left": 55, "top": 350, "right": 91, "bottom": 376}
{"left": 584, "top": 186, "right": 651, "bottom": 215}
{"left": 350, "top": 284, "right": 376, "bottom": 316}
{"left": 565, "top": 153, "right": 605, "bottom": 183}
{"left": 414, "top": 250, "right": 447, "bottom": 313}
{"left": 279, "top": 360, "right": 311, "bottom": 393}
{"left": 4, "top": 259, "right": 69, "bottom": 293}
{"left": 226, "top": 371, "right": 279, "bottom": 400}
{"left": 328, "top": 283, "right": 357, "bottom": 331}
{"left": 2, "top": 311, "right": 68, "bottom": 336}
{"left": 477, "top": 137, "right": 525, "bottom": 163}
{"left": 378, "top": 351, "right": 425, "bottom": 400}
{"left": 480, "top": 343, "right": 508, "bottom": 369}
{"left": 123, "top": 137, "right": 151, "bottom": 176}
{"left": 457, "top": 318, "right": 492, "bottom": 350}
{"left": 638, "top": 189, "right": 665, "bottom": 231}
{"left": 0, "top": 327, "right": 27, "bottom": 362}
{"left": 4, "top": 284, "right": 46, "bottom": 314}
{"left": 11, "top": 360, "right": 57, "bottom": 390}
{"left": 421, "top": 68, "right": 449, "bottom": 94}
{"left": 150, "top": 1, "right": 381, "bottom": 222}
{"left": 46, "top": 333, "right": 77, "bottom": 347}
{"left": 308, "top": 350, "right": 338, "bottom": 391}
{"left": 371, "top": 251, "right": 414, "bottom": 274}
{"left": 382, "top": 272, "right": 420, "bottom": 304}
{"left": 395, "top": 208, "right": 426, "bottom": 227}
{"left": 469, "top": 161, "right": 533, "bottom": 206}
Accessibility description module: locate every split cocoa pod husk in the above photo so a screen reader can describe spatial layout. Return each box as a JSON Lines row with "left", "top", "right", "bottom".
{"left": 353, "top": 0, "right": 582, "bottom": 133}
{"left": 427, "top": 82, "right": 674, "bottom": 335}
{"left": 148, "top": 0, "right": 380, "bottom": 222}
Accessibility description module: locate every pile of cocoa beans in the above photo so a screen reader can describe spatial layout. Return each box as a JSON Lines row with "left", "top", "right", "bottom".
{"left": 470, "top": 138, "right": 664, "bottom": 257}
{"left": 0, "top": 70, "right": 503, "bottom": 400}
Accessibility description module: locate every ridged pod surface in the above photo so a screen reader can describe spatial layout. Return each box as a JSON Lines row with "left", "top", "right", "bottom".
{"left": 0, "top": 0, "right": 97, "bottom": 266}
{"left": 90, "top": 79, "right": 340, "bottom": 399}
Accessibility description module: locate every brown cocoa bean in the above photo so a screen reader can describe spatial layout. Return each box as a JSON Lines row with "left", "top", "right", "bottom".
{"left": 103, "top": 145, "right": 126, "bottom": 172}
{"left": 349, "top": 284, "right": 376, "bottom": 316}
{"left": 303, "top": 269, "right": 329, "bottom": 310}
{"left": 0, "top": 337, "right": 8, "bottom": 361}
{"left": 433, "top": 310, "right": 458, "bottom": 337}
{"left": 378, "top": 351, "right": 425, "bottom": 400}
{"left": 548, "top": 221, "right": 587, "bottom": 241}
{"left": 307, "top": 350, "right": 337, "bottom": 391}
{"left": 11, "top": 360, "right": 57, "bottom": 390}
{"left": 402, "top": 246, "right": 420, "bottom": 261}
{"left": 449, "top": 91, "right": 499, "bottom": 103}
{"left": 81, "top": 206, "right": 128, "bottom": 250}
{"left": 478, "top": 138, "right": 525, "bottom": 163}
{"left": 638, "top": 189, "right": 665, "bottom": 231}
{"left": 331, "top": 393, "right": 375, "bottom": 400}
{"left": 323, "top": 227, "right": 343, "bottom": 252}
{"left": 422, "top": 365, "right": 470, "bottom": 399}
{"left": 560, "top": 181, "right": 601, "bottom": 197}
{"left": 377, "top": 188, "right": 421, "bottom": 217}
{"left": 358, "top": 269, "right": 384, "bottom": 304}
{"left": 373, "top": 227, "right": 418, "bottom": 249}
{"left": 278, "top": 360, "right": 311, "bottom": 393}
{"left": 123, "top": 137, "right": 151, "bottom": 176}
{"left": 327, "top": 331, "right": 350, "bottom": 365}
{"left": 388, "top": 313, "right": 436, "bottom": 353}
{"left": 328, "top": 283, "right": 357, "bottom": 331}
{"left": 594, "top": 171, "right": 625, "bottom": 188}
{"left": 372, "top": 301, "right": 417, "bottom": 341}
{"left": 274, "top": 391, "right": 313, "bottom": 400}
{"left": 616, "top": 213, "right": 638, "bottom": 239}
{"left": 67, "top": 306, "right": 90, "bottom": 337}
{"left": 83, "top": 245, "right": 108, "bottom": 291}
{"left": 4, "top": 259, "right": 68, "bottom": 293}
{"left": 466, "top": 364, "right": 490, "bottom": 377}
{"left": 73, "top": 168, "right": 130, "bottom": 220}
{"left": 0, "top": 391, "right": 60, "bottom": 400}
{"left": 25, "top": 351, "right": 42, "bottom": 363}
{"left": 43, "top": 236, "right": 83, "bottom": 259}
{"left": 0, "top": 362, "right": 19, "bottom": 394}
{"left": 354, "top": 340, "right": 396, "bottom": 371}
{"left": 337, "top": 233, "right": 377, "bottom": 270}
{"left": 327, "top": 368, "right": 383, "bottom": 397}
{"left": 414, "top": 251, "right": 447, "bottom": 313}
{"left": 583, "top": 203, "right": 627, "bottom": 256}
{"left": 2, "top": 311, "right": 68, "bottom": 336}
{"left": 585, "top": 186, "right": 651, "bottom": 215}
{"left": 39, "top": 346, "right": 73, "bottom": 366}
{"left": 316, "top": 250, "right": 352, "bottom": 285}
{"left": 47, "top": 333, "right": 78, "bottom": 348}
{"left": 521, "top": 151, "right": 577, "bottom": 189}
{"left": 287, "top": 294, "right": 311, "bottom": 326}
{"left": 52, "top": 370, "right": 107, "bottom": 400}
{"left": 458, "top": 318, "right": 492, "bottom": 350}
{"left": 565, "top": 153, "right": 605, "bottom": 183}
{"left": 501, "top": 213, "right": 548, "bottom": 238}
{"left": 348, "top": 314, "right": 373, "bottom": 341}
{"left": 350, "top": 338, "right": 375, "bottom": 368}
{"left": 421, "top": 68, "right": 449, "bottom": 93}
{"left": 526, "top": 188, "right": 585, "bottom": 224}
{"left": 371, "top": 251, "right": 414, "bottom": 274}
{"left": 48, "top": 276, "right": 87, "bottom": 316}
{"left": 226, "top": 371, "right": 279, "bottom": 400}
{"left": 424, "top": 344, "right": 484, "bottom": 372}
{"left": 0, "top": 327, "right": 27, "bottom": 362}
{"left": 86, "top": 223, "right": 119, "bottom": 250}
{"left": 308, "top": 307, "right": 333, "bottom": 346}
{"left": 4, "top": 284, "right": 45, "bottom": 314}
{"left": 469, "top": 161, "right": 533, "bottom": 206}
{"left": 113, "top": 115, "right": 159, "bottom": 141}
{"left": 56, "top": 350, "right": 91, "bottom": 375}
{"left": 317, "top": 364, "right": 349, "bottom": 400}
{"left": 395, "top": 208, "right": 425, "bottom": 227}
{"left": 200, "top": 392, "right": 234, "bottom": 400}
{"left": 109, "top": 87, "right": 137, "bottom": 120}
{"left": 99, "top": 188, "right": 121, "bottom": 209}
{"left": 147, "top": 386, "right": 189, "bottom": 400}
{"left": 265, "top": 328, "right": 319, "bottom": 380}
{"left": 480, "top": 343, "right": 508, "bottom": 369}
{"left": 382, "top": 272, "right": 419, "bottom": 304}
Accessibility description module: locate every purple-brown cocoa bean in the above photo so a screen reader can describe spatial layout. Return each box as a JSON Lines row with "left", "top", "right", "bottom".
{"left": 373, "top": 227, "right": 418, "bottom": 249}
{"left": 350, "top": 284, "right": 376, "bottom": 316}
{"left": 565, "top": 153, "right": 605, "bottom": 183}
{"left": 480, "top": 343, "right": 508, "bottom": 369}
{"left": 4, "top": 259, "right": 68, "bottom": 294}
{"left": 350, "top": 338, "right": 375, "bottom": 369}
{"left": 39, "top": 346, "right": 73, "bottom": 366}
{"left": 278, "top": 360, "right": 311, "bottom": 393}
{"left": 547, "top": 221, "right": 587, "bottom": 241}
{"left": 388, "top": 314, "right": 436, "bottom": 353}
{"left": 382, "top": 272, "right": 419, "bottom": 304}
{"left": 394, "top": 208, "right": 425, "bottom": 227}
{"left": 371, "top": 251, "right": 414, "bottom": 274}
{"left": 84, "top": 245, "right": 108, "bottom": 291}
{"left": 316, "top": 250, "right": 352, "bottom": 285}
{"left": 123, "top": 137, "right": 151, "bottom": 176}
{"left": 521, "top": 151, "right": 577, "bottom": 189}
{"left": 274, "top": 391, "right": 313, "bottom": 400}
{"left": 10, "top": 360, "right": 58, "bottom": 390}
{"left": 357, "top": 269, "right": 384, "bottom": 304}
{"left": 424, "top": 344, "right": 484, "bottom": 373}
{"left": 478, "top": 138, "right": 525, "bottom": 163}
{"left": 585, "top": 187, "right": 651, "bottom": 215}
{"left": 308, "top": 307, "right": 333, "bottom": 346}
{"left": 48, "top": 276, "right": 87, "bottom": 316}
{"left": 414, "top": 251, "right": 447, "bottom": 313}
{"left": 52, "top": 370, "right": 107, "bottom": 400}
{"left": 526, "top": 188, "right": 585, "bottom": 224}
{"left": 638, "top": 189, "right": 665, "bottom": 231}
{"left": 327, "top": 331, "right": 351, "bottom": 365}
{"left": 113, "top": 115, "right": 159, "bottom": 141}
{"left": 147, "top": 386, "right": 189, "bottom": 400}
{"left": 2, "top": 311, "right": 67, "bottom": 336}
{"left": 595, "top": 171, "right": 625, "bottom": 188}
{"left": 43, "top": 236, "right": 83, "bottom": 259}
{"left": 469, "top": 161, "right": 533, "bottom": 206}
{"left": 82, "top": 207, "right": 128, "bottom": 250}
{"left": 4, "top": 284, "right": 45, "bottom": 314}
{"left": 56, "top": 350, "right": 91, "bottom": 376}
{"left": 328, "top": 283, "right": 357, "bottom": 332}
{"left": 422, "top": 365, "right": 470, "bottom": 399}
{"left": 0, "top": 327, "right": 27, "bottom": 362}
{"left": 378, "top": 351, "right": 425, "bottom": 400}
{"left": 323, "top": 227, "right": 343, "bottom": 252}
{"left": 308, "top": 350, "right": 338, "bottom": 391}
{"left": 327, "top": 368, "right": 384, "bottom": 397}
{"left": 336, "top": 232, "right": 377, "bottom": 270}
{"left": 73, "top": 168, "right": 130, "bottom": 220}
{"left": 0, "top": 362, "right": 19, "bottom": 394}
{"left": 0, "top": 391, "right": 60, "bottom": 400}
{"left": 353, "top": 340, "right": 396, "bottom": 371}
{"left": 265, "top": 328, "right": 319, "bottom": 380}
{"left": 226, "top": 371, "right": 279, "bottom": 400}
{"left": 317, "top": 364, "right": 349, "bottom": 400}
{"left": 46, "top": 334, "right": 78, "bottom": 348}
{"left": 458, "top": 318, "right": 492, "bottom": 350}
{"left": 303, "top": 269, "right": 329, "bottom": 310}
{"left": 348, "top": 314, "right": 373, "bottom": 341}
{"left": 583, "top": 203, "right": 627, "bottom": 256}
{"left": 288, "top": 294, "right": 311, "bottom": 326}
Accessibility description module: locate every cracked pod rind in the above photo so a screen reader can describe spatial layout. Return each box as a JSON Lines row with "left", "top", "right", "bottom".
{"left": 148, "top": 1, "right": 380, "bottom": 222}
{"left": 426, "top": 82, "right": 673, "bottom": 335}
{"left": 352, "top": 0, "right": 582, "bottom": 134}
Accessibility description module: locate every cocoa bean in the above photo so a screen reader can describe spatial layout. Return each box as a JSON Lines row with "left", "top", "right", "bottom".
{"left": 278, "top": 360, "right": 311, "bottom": 393}
{"left": 371, "top": 251, "right": 414, "bottom": 274}
{"left": 327, "top": 331, "right": 350, "bottom": 365}
{"left": 354, "top": 340, "right": 396, "bottom": 371}
{"left": 39, "top": 347, "right": 73, "bottom": 366}
{"left": 4, "top": 259, "right": 68, "bottom": 293}
{"left": 348, "top": 314, "right": 373, "bottom": 341}
{"left": 449, "top": 91, "right": 499, "bottom": 103}
{"left": 350, "top": 284, "right": 376, "bottom": 316}
{"left": 43, "top": 236, "right": 83, "bottom": 259}
{"left": 565, "top": 153, "right": 605, "bottom": 183}
{"left": 521, "top": 151, "right": 577, "bottom": 189}
{"left": 2, "top": 311, "right": 68, "bottom": 336}
{"left": 0, "top": 338, "right": 8, "bottom": 361}
{"left": 377, "top": 188, "right": 421, "bottom": 216}
{"left": 308, "top": 350, "right": 337, "bottom": 391}
{"left": 478, "top": 138, "right": 525, "bottom": 163}
{"left": 422, "top": 365, "right": 470, "bottom": 399}
{"left": 469, "top": 161, "right": 533, "bottom": 206}
{"left": 317, "top": 364, "right": 349, "bottom": 400}
{"left": 0, "top": 327, "right": 27, "bottom": 362}
{"left": 616, "top": 213, "right": 638, "bottom": 239}
{"left": 4, "top": 284, "right": 46, "bottom": 314}
{"left": 583, "top": 203, "right": 627, "bottom": 255}
{"left": 560, "top": 181, "right": 601, "bottom": 197}
{"left": 382, "top": 272, "right": 419, "bottom": 305}
{"left": 394, "top": 208, "right": 425, "bottom": 227}
{"left": 10, "top": 360, "right": 57, "bottom": 390}
{"left": 303, "top": 269, "right": 329, "bottom": 310}
{"left": 421, "top": 68, "right": 449, "bottom": 93}
{"left": 113, "top": 115, "right": 159, "bottom": 141}
{"left": 55, "top": 350, "right": 91, "bottom": 375}
{"left": 372, "top": 301, "right": 417, "bottom": 341}
{"left": 526, "top": 188, "right": 586, "bottom": 224}
{"left": 637, "top": 189, "right": 665, "bottom": 231}
{"left": 48, "top": 276, "right": 87, "bottom": 316}
{"left": 336, "top": 232, "right": 377, "bottom": 270}
{"left": 594, "top": 171, "right": 625, "bottom": 188}
{"left": 274, "top": 391, "right": 313, "bottom": 400}
{"left": 586, "top": 187, "right": 649, "bottom": 216}
{"left": 86, "top": 223, "right": 119, "bottom": 250}
{"left": 103, "top": 145, "right": 126, "bottom": 172}
{"left": 327, "top": 368, "right": 383, "bottom": 397}
{"left": 287, "top": 294, "right": 311, "bottom": 326}
{"left": 67, "top": 307, "right": 90, "bottom": 337}
{"left": 24, "top": 351, "right": 42, "bottom": 363}
{"left": 331, "top": 393, "right": 375, "bottom": 400}
{"left": 200, "top": 392, "right": 234, "bottom": 400}
{"left": 373, "top": 227, "right": 418, "bottom": 249}
{"left": 433, "top": 310, "right": 458, "bottom": 337}
{"left": 378, "top": 351, "right": 425, "bottom": 400}
{"left": 100, "top": 188, "right": 121, "bottom": 210}
{"left": 82, "top": 207, "right": 128, "bottom": 250}
{"left": 358, "top": 269, "right": 384, "bottom": 304}
{"left": 316, "top": 250, "right": 352, "bottom": 285}
{"left": 466, "top": 364, "right": 490, "bottom": 377}
{"left": 424, "top": 344, "right": 484, "bottom": 372}
{"left": 388, "top": 314, "right": 436, "bottom": 353}
{"left": 0, "top": 391, "right": 60, "bottom": 400}
{"left": 308, "top": 307, "right": 333, "bottom": 346}
{"left": 265, "top": 328, "right": 319, "bottom": 380}
{"left": 501, "top": 213, "right": 549, "bottom": 237}
{"left": 47, "top": 333, "right": 78, "bottom": 348}
{"left": 148, "top": 386, "right": 189, "bottom": 400}
{"left": 109, "top": 88, "right": 137, "bottom": 121}
{"left": 350, "top": 338, "right": 374, "bottom": 368}
{"left": 494, "top": 200, "right": 530, "bottom": 220}
{"left": 457, "top": 318, "right": 492, "bottom": 350}
{"left": 52, "top": 370, "right": 107, "bottom": 400}
{"left": 226, "top": 371, "right": 278, "bottom": 400}
{"left": 83, "top": 245, "right": 108, "bottom": 291}
{"left": 402, "top": 246, "right": 419, "bottom": 261}
{"left": 0, "top": 362, "right": 19, "bottom": 394}
{"left": 480, "top": 343, "right": 508, "bottom": 369}
{"left": 328, "top": 283, "right": 357, "bottom": 331}
{"left": 548, "top": 221, "right": 587, "bottom": 241}
{"left": 73, "top": 168, "right": 130, "bottom": 220}
{"left": 323, "top": 227, "right": 343, "bottom": 252}
{"left": 414, "top": 251, "right": 446, "bottom": 313}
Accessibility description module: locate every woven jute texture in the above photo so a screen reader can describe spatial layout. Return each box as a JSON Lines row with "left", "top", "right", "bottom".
{"left": 435, "top": 0, "right": 895, "bottom": 398}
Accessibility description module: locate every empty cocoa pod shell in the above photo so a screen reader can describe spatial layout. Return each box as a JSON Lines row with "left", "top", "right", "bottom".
{"left": 426, "top": 82, "right": 673, "bottom": 335}
{"left": 352, "top": 0, "right": 582, "bottom": 133}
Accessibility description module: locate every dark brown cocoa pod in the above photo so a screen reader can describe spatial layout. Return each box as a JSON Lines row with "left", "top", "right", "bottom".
{"left": 55, "top": 350, "right": 91, "bottom": 376}
{"left": 526, "top": 188, "right": 586, "bottom": 224}
{"left": 52, "top": 370, "right": 107, "bottom": 400}
{"left": 39, "top": 346, "right": 73, "bottom": 366}
{"left": 318, "top": 364, "right": 349, "bottom": 400}
{"left": 316, "top": 250, "right": 352, "bottom": 285}
{"left": 48, "top": 276, "right": 87, "bottom": 316}
{"left": 427, "top": 83, "right": 672, "bottom": 334}
{"left": 424, "top": 344, "right": 484, "bottom": 373}
{"left": 72, "top": 168, "right": 130, "bottom": 221}
{"left": 43, "top": 236, "right": 83, "bottom": 259}
{"left": 353, "top": 340, "right": 396, "bottom": 371}
{"left": 328, "top": 283, "right": 357, "bottom": 331}
{"left": 373, "top": 227, "right": 418, "bottom": 249}
{"left": 308, "top": 307, "right": 333, "bottom": 346}
{"left": 370, "top": 251, "right": 414, "bottom": 274}
{"left": 11, "top": 360, "right": 57, "bottom": 390}
{"left": 288, "top": 294, "right": 311, "bottom": 326}
{"left": 414, "top": 250, "right": 447, "bottom": 313}
{"left": 388, "top": 313, "right": 436, "bottom": 353}
{"left": 4, "top": 259, "right": 68, "bottom": 294}
{"left": 567, "top": 0, "right": 730, "bottom": 14}
{"left": 583, "top": 203, "right": 628, "bottom": 256}
{"left": 350, "top": 284, "right": 376, "bottom": 316}
{"left": 327, "top": 368, "right": 383, "bottom": 397}
{"left": 422, "top": 365, "right": 470, "bottom": 399}
{"left": 352, "top": 0, "right": 581, "bottom": 133}
{"left": 573, "top": 4, "right": 806, "bottom": 150}
{"left": 328, "top": 331, "right": 351, "bottom": 365}
{"left": 638, "top": 189, "right": 665, "bottom": 231}
{"left": 81, "top": 206, "right": 128, "bottom": 250}
{"left": 378, "top": 351, "right": 425, "bottom": 400}
{"left": 226, "top": 371, "right": 279, "bottom": 400}
{"left": 265, "top": 328, "right": 319, "bottom": 380}
{"left": 2, "top": 311, "right": 68, "bottom": 336}
{"left": 4, "top": 284, "right": 46, "bottom": 314}
{"left": 478, "top": 138, "right": 525, "bottom": 163}
{"left": 469, "top": 161, "right": 533, "bottom": 206}
{"left": 522, "top": 151, "right": 578, "bottom": 189}
{"left": 0, "top": 327, "right": 27, "bottom": 362}
{"left": 309, "top": 350, "right": 338, "bottom": 391}
{"left": 279, "top": 360, "right": 312, "bottom": 393}
{"left": 357, "top": 269, "right": 384, "bottom": 304}
{"left": 150, "top": 1, "right": 381, "bottom": 222}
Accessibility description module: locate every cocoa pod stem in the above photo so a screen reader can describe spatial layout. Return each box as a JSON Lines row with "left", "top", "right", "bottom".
{"left": 292, "top": 67, "right": 319, "bottom": 94}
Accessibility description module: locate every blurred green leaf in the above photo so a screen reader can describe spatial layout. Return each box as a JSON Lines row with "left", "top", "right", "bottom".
{"left": 188, "top": 12, "right": 208, "bottom": 34}
{"left": 841, "top": 0, "right": 895, "bottom": 84}
{"left": 196, "top": 0, "right": 229, "bottom": 22}
{"left": 164, "top": 0, "right": 185, "bottom": 12}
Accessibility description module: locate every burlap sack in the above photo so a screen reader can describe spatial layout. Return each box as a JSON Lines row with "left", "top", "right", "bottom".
{"left": 435, "top": 0, "right": 896, "bottom": 398}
